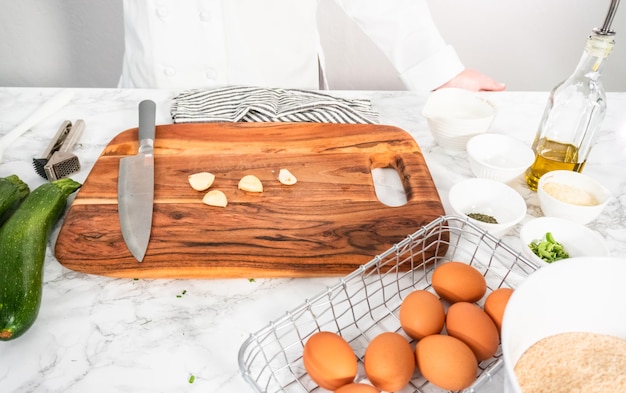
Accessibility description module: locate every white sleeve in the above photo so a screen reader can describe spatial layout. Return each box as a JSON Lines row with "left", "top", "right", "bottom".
{"left": 333, "top": 0, "right": 465, "bottom": 91}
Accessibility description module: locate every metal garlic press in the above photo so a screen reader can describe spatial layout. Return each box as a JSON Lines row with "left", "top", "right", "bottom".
{"left": 33, "top": 119, "right": 84, "bottom": 181}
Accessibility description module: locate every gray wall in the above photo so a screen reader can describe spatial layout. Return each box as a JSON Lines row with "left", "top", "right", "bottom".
{"left": 1, "top": 0, "right": 625, "bottom": 91}
{"left": 0, "top": 0, "right": 124, "bottom": 87}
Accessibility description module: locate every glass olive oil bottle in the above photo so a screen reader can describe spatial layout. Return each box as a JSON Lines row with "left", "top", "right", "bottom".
{"left": 525, "top": 4, "right": 618, "bottom": 191}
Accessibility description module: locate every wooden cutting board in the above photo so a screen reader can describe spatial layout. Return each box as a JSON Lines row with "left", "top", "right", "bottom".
{"left": 55, "top": 122, "right": 444, "bottom": 278}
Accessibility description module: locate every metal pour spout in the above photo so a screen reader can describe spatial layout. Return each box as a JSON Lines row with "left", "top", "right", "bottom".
{"left": 594, "top": 0, "right": 620, "bottom": 35}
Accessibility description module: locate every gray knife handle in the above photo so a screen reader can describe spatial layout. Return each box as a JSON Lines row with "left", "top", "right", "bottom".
{"left": 138, "top": 100, "right": 156, "bottom": 153}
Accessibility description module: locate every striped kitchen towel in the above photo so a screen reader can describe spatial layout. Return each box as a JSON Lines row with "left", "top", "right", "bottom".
{"left": 170, "top": 86, "right": 379, "bottom": 124}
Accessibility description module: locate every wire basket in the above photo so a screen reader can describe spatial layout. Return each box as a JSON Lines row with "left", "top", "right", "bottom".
{"left": 238, "top": 215, "right": 538, "bottom": 393}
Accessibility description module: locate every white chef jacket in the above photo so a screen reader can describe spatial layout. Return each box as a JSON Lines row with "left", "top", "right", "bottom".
{"left": 119, "top": 0, "right": 464, "bottom": 91}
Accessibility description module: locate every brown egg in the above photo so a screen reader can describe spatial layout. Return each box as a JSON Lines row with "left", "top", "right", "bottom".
{"left": 416, "top": 334, "right": 478, "bottom": 391}
{"left": 334, "top": 383, "right": 380, "bottom": 393}
{"left": 446, "top": 302, "right": 499, "bottom": 361}
{"left": 484, "top": 287, "right": 514, "bottom": 334}
{"left": 303, "top": 331, "right": 357, "bottom": 391}
{"left": 364, "top": 332, "right": 415, "bottom": 392}
{"left": 431, "top": 261, "right": 487, "bottom": 303}
{"left": 399, "top": 290, "right": 445, "bottom": 340}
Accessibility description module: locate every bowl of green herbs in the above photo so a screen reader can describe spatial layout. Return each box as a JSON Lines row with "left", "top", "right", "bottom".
{"left": 448, "top": 177, "right": 527, "bottom": 237}
{"left": 519, "top": 217, "right": 610, "bottom": 267}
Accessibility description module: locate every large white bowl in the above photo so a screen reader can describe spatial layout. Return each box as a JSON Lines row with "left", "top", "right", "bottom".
{"left": 448, "top": 178, "right": 527, "bottom": 237}
{"left": 537, "top": 170, "right": 611, "bottom": 225}
{"left": 466, "top": 133, "right": 535, "bottom": 183}
{"left": 501, "top": 257, "right": 626, "bottom": 393}
{"left": 519, "top": 216, "right": 610, "bottom": 267}
{"left": 422, "top": 88, "right": 495, "bottom": 151}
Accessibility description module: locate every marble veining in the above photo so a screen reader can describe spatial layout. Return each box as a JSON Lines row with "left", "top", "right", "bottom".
{"left": 0, "top": 88, "right": 625, "bottom": 392}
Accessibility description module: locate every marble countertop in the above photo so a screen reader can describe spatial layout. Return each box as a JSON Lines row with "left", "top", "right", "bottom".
{"left": 0, "top": 87, "right": 625, "bottom": 392}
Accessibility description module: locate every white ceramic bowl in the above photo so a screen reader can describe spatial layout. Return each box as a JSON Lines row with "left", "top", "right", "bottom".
{"left": 537, "top": 170, "right": 611, "bottom": 225}
{"left": 519, "top": 216, "right": 610, "bottom": 267}
{"left": 501, "top": 257, "right": 626, "bottom": 393}
{"left": 448, "top": 178, "right": 527, "bottom": 237}
{"left": 422, "top": 88, "right": 496, "bottom": 151}
{"left": 466, "top": 133, "right": 535, "bottom": 183}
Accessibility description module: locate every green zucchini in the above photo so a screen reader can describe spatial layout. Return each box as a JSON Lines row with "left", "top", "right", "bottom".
{"left": 0, "top": 177, "right": 81, "bottom": 340}
{"left": 0, "top": 175, "right": 30, "bottom": 227}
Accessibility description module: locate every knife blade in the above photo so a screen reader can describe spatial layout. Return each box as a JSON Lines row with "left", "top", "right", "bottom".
{"left": 118, "top": 100, "right": 156, "bottom": 262}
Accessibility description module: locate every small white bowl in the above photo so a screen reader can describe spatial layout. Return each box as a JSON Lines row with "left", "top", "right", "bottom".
{"left": 519, "top": 216, "right": 610, "bottom": 267}
{"left": 502, "top": 257, "right": 626, "bottom": 393}
{"left": 448, "top": 178, "right": 527, "bottom": 237}
{"left": 466, "top": 133, "right": 535, "bottom": 183}
{"left": 422, "top": 88, "right": 496, "bottom": 151}
{"left": 537, "top": 170, "right": 611, "bottom": 225}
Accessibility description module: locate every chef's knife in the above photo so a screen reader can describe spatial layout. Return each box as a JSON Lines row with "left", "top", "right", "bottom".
{"left": 118, "top": 100, "right": 156, "bottom": 262}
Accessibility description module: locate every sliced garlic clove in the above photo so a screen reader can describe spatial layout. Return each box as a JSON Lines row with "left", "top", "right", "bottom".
{"left": 202, "top": 190, "right": 228, "bottom": 207}
{"left": 278, "top": 168, "right": 297, "bottom": 185}
{"left": 188, "top": 171, "right": 216, "bottom": 191}
{"left": 238, "top": 174, "right": 263, "bottom": 193}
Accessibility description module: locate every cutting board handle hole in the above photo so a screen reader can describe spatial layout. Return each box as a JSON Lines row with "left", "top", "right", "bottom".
{"left": 371, "top": 167, "right": 408, "bottom": 207}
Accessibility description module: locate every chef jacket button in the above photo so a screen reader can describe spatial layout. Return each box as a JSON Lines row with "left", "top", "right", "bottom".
{"left": 199, "top": 10, "right": 211, "bottom": 21}
{"left": 164, "top": 67, "right": 176, "bottom": 77}
{"left": 156, "top": 7, "right": 169, "bottom": 18}
{"left": 205, "top": 69, "right": 217, "bottom": 80}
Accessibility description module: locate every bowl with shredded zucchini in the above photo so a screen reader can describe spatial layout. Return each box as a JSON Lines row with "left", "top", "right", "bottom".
{"left": 519, "top": 216, "right": 610, "bottom": 267}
